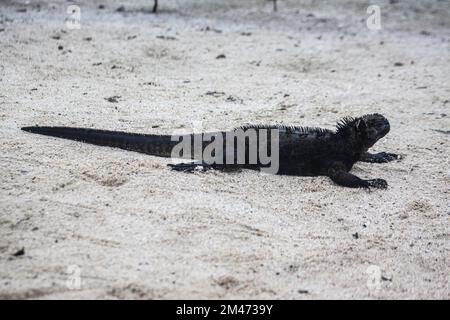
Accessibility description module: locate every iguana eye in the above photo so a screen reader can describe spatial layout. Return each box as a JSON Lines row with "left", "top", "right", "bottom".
{"left": 369, "top": 128, "right": 378, "bottom": 138}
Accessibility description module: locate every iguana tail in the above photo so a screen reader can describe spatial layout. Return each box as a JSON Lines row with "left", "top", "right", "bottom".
{"left": 21, "top": 126, "right": 186, "bottom": 158}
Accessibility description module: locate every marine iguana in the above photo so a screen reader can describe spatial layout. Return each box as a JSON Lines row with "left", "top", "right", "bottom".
{"left": 21, "top": 113, "right": 400, "bottom": 188}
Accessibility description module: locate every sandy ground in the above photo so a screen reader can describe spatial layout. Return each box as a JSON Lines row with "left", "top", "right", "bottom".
{"left": 0, "top": 0, "right": 449, "bottom": 299}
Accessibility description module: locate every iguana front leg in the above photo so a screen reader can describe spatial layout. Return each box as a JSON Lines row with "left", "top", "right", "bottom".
{"left": 360, "top": 152, "right": 400, "bottom": 163}
{"left": 328, "top": 162, "right": 388, "bottom": 189}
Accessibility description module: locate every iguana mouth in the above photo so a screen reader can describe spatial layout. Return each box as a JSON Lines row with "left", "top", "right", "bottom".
{"left": 379, "top": 123, "right": 390, "bottom": 137}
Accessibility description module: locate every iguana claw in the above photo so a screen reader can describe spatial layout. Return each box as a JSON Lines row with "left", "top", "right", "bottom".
{"left": 366, "top": 178, "right": 388, "bottom": 189}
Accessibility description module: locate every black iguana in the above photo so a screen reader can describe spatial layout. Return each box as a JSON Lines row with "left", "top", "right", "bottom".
{"left": 21, "top": 113, "right": 400, "bottom": 188}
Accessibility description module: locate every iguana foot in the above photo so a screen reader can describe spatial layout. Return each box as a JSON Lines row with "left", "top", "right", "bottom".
{"left": 375, "top": 152, "right": 400, "bottom": 163}
{"left": 361, "top": 152, "right": 401, "bottom": 163}
{"left": 364, "top": 178, "right": 388, "bottom": 189}
{"left": 168, "top": 162, "right": 213, "bottom": 173}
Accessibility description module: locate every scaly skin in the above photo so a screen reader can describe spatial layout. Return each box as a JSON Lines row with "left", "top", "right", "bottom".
{"left": 21, "top": 114, "right": 400, "bottom": 188}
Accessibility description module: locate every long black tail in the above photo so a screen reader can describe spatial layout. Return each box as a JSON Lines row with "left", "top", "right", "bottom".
{"left": 21, "top": 126, "right": 185, "bottom": 158}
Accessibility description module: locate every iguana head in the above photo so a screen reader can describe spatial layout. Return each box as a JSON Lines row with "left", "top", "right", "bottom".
{"left": 337, "top": 113, "right": 390, "bottom": 148}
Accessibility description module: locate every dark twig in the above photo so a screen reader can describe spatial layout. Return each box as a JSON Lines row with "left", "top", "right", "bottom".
{"left": 152, "top": 0, "right": 158, "bottom": 13}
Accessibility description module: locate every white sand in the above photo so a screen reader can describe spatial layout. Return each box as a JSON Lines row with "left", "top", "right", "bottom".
{"left": 0, "top": 0, "right": 448, "bottom": 299}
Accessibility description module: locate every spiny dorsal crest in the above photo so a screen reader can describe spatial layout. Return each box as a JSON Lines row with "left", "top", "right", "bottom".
{"left": 335, "top": 116, "right": 360, "bottom": 135}
{"left": 237, "top": 124, "right": 331, "bottom": 136}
